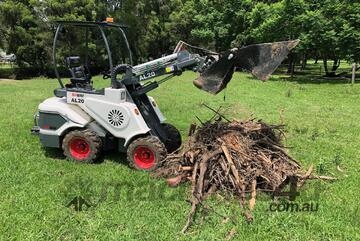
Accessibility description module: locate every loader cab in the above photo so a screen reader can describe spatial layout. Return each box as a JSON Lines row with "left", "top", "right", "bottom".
{"left": 52, "top": 20, "right": 133, "bottom": 96}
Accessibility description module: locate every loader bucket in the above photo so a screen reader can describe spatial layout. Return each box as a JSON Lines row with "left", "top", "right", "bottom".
{"left": 193, "top": 40, "right": 300, "bottom": 94}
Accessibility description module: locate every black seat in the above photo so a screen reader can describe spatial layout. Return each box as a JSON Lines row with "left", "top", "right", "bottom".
{"left": 64, "top": 56, "right": 92, "bottom": 89}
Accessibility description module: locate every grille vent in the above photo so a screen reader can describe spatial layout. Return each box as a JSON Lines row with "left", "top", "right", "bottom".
{"left": 108, "top": 109, "right": 124, "bottom": 127}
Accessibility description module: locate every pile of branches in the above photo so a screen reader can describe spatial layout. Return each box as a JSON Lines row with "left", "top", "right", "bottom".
{"left": 155, "top": 118, "right": 307, "bottom": 232}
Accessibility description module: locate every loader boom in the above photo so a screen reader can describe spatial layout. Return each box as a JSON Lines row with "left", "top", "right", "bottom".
{"left": 113, "top": 50, "right": 206, "bottom": 87}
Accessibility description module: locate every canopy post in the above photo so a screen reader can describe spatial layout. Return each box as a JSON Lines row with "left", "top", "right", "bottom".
{"left": 53, "top": 24, "right": 64, "bottom": 88}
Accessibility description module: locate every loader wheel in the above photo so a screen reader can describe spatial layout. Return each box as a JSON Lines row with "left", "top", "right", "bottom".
{"left": 161, "top": 123, "right": 182, "bottom": 153}
{"left": 62, "top": 129, "right": 102, "bottom": 163}
{"left": 127, "top": 136, "right": 167, "bottom": 172}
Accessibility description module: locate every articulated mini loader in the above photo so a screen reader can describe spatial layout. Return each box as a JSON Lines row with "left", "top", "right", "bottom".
{"left": 31, "top": 20, "right": 298, "bottom": 171}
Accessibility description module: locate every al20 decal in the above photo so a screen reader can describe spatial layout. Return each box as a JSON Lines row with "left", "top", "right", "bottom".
{"left": 70, "top": 93, "right": 85, "bottom": 104}
{"left": 139, "top": 71, "right": 156, "bottom": 81}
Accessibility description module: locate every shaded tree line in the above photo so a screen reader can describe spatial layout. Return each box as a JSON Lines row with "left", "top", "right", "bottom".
{"left": 0, "top": 0, "right": 359, "bottom": 77}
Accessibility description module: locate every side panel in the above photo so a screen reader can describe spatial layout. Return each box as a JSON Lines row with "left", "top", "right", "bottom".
{"left": 38, "top": 112, "right": 67, "bottom": 131}
{"left": 65, "top": 88, "right": 151, "bottom": 146}
{"left": 37, "top": 97, "right": 92, "bottom": 148}
{"left": 82, "top": 97, "right": 150, "bottom": 145}
{"left": 39, "top": 97, "right": 92, "bottom": 127}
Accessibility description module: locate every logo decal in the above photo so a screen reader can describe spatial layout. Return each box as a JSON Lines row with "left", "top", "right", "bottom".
{"left": 70, "top": 92, "right": 85, "bottom": 104}
{"left": 139, "top": 71, "right": 156, "bottom": 81}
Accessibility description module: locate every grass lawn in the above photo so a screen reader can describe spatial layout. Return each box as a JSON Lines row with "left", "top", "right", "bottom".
{"left": 0, "top": 71, "right": 359, "bottom": 240}
{"left": 0, "top": 63, "right": 15, "bottom": 69}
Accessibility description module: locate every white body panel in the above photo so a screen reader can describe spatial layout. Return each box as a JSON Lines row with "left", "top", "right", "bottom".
{"left": 38, "top": 97, "right": 92, "bottom": 136}
{"left": 37, "top": 87, "right": 166, "bottom": 146}
{"left": 65, "top": 88, "right": 164, "bottom": 145}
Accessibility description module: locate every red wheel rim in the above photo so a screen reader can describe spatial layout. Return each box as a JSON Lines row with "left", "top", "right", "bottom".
{"left": 69, "top": 138, "right": 91, "bottom": 161}
{"left": 133, "top": 146, "right": 155, "bottom": 170}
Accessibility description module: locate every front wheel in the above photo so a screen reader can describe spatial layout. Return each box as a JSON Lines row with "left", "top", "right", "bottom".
{"left": 127, "top": 135, "right": 167, "bottom": 171}
{"left": 62, "top": 129, "right": 102, "bottom": 163}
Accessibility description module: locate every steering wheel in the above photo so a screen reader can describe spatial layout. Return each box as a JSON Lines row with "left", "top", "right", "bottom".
{"left": 102, "top": 70, "right": 111, "bottom": 79}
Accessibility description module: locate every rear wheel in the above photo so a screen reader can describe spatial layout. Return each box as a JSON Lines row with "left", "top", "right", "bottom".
{"left": 62, "top": 129, "right": 102, "bottom": 163}
{"left": 127, "top": 135, "right": 166, "bottom": 171}
{"left": 161, "top": 123, "right": 182, "bottom": 153}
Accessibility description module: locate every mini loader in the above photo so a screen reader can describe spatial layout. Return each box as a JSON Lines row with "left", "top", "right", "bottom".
{"left": 31, "top": 20, "right": 298, "bottom": 171}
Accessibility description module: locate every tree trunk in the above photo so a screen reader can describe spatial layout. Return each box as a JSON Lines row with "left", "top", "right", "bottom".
{"left": 287, "top": 53, "right": 295, "bottom": 74}
{"left": 331, "top": 59, "right": 341, "bottom": 73}
{"left": 324, "top": 57, "right": 340, "bottom": 77}
{"left": 301, "top": 53, "right": 307, "bottom": 71}
{"left": 323, "top": 56, "right": 329, "bottom": 76}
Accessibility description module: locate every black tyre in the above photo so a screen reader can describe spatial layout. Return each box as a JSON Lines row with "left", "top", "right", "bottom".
{"left": 127, "top": 135, "right": 167, "bottom": 171}
{"left": 161, "top": 123, "right": 182, "bottom": 153}
{"left": 62, "top": 129, "right": 102, "bottom": 163}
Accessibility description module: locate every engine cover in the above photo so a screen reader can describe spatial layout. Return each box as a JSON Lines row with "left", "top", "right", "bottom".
{"left": 66, "top": 88, "right": 153, "bottom": 146}
{"left": 36, "top": 97, "right": 93, "bottom": 147}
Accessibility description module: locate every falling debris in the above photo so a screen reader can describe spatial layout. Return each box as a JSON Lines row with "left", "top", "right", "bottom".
{"left": 154, "top": 117, "right": 330, "bottom": 232}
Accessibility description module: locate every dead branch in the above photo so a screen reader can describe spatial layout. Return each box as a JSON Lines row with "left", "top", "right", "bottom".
{"left": 154, "top": 118, "right": 328, "bottom": 232}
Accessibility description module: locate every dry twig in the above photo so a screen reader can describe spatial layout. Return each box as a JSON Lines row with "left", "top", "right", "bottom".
{"left": 154, "top": 118, "right": 333, "bottom": 232}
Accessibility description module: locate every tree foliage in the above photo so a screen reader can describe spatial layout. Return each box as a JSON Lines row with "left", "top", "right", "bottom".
{"left": 0, "top": 0, "right": 359, "bottom": 76}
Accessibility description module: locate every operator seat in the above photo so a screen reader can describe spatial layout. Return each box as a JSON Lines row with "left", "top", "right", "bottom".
{"left": 65, "top": 56, "right": 92, "bottom": 89}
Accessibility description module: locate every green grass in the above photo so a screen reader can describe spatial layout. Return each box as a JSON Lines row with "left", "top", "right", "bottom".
{"left": 0, "top": 70, "right": 360, "bottom": 240}
{"left": 0, "top": 63, "right": 15, "bottom": 69}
